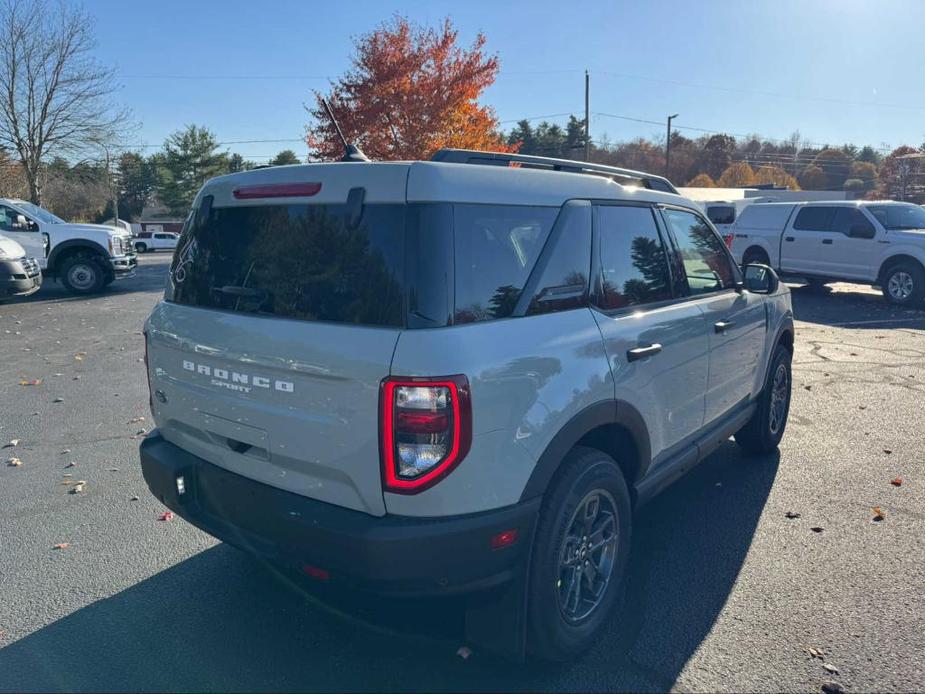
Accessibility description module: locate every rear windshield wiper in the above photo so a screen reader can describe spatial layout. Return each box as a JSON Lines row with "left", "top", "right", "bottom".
{"left": 211, "top": 285, "right": 267, "bottom": 299}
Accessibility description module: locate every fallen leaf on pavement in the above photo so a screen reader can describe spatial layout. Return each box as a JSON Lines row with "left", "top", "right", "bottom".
{"left": 53, "top": 397, "right": 64, "bottom": 403}
{"left": 158, "top": 511, "right": 174, "bottom": 521}
{"left": 785, "top": 511, "right": 801, "bottom": 519}
{"left": 65, "top": 461, "right": 75, "bottom": 468}
{"left": 74, "top": 352, "right": 86, "bottom": 361}
{"left": 6, "top": 457, "right": 22, "bottom": 467}
{"left": 883, "top": 449, "right": 892, "bottom": 455}
{"left": 18, "top": 379, "right": 42, "bottom": 386}
{"left": 3, "top": 439, "right": 19, "bottom": 448}
{"left": 804, "top": 385, "right": 812, "bottom": 391}
{"left": 807, "top": 646, "right": 825, "bottom": 659}
{"left": 130, "top": 495, "right": 139, "bottom": 501}
{"left": 61, "top": 449, "right": 71, "bottom": 455}
{"left": 872, "top": 507, "right": 885, "bottom": 522}
{"left": 891, "top": 477, "right": 903, "bottom": 487}
{"left": 52, "top": 543, "right": 69, "bottom": 550}
{"left": 822, "top": 663, "right": 839, "bottom": 675}
{"left": 810, "top": 527, "right": 824, "bottom": 533}
{"left": 129, "top": 416, "right": 145, "bottom": 424}
{"left": 70, "top": 481, "right": 86, "bottom": 494}
{"left": 821, "top": 681, "right": 844, "bottom": 694}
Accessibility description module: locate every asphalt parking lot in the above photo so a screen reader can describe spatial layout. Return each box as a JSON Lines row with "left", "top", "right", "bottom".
{"left": 1, "top": 253, "right": 924, "bottom": 693}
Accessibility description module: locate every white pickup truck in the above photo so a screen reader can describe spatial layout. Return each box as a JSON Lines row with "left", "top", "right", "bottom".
{"left": 729, "top": 200, "right": 925, "bottom": 306}
{"left": 0, "top": 198, "right": 136, "bottom": 295}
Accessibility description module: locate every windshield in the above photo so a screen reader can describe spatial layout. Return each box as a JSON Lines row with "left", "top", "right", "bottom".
{"left": 867, "top": 204, "right": 925, "bottom": 230}
{"left": 16, "top": 201, "right": 65, "bottom": 224}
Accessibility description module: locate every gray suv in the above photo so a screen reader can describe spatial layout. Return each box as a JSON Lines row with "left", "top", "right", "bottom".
{"left": 139, "top": 150, "right": 794, "bottom": 661}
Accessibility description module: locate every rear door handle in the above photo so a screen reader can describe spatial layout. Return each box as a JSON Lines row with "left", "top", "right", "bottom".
{"left": 714, "top": 320, "right": 736, "bottom": 333}
{"left": 784, "top": 236, "right": 795, "bottom": 242}
{"left": 626, "top": 343, "right": 662, "bottom": 362}
{"left": 822, "top": 239, "right": 833, "bottom": 245}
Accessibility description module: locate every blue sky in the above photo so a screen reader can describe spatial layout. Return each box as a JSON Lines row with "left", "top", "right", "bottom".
{"left": 89, "top": 0, "right": 925, "bottom": 162}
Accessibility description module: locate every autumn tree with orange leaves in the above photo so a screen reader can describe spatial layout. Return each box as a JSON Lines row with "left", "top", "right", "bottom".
{"left": 306, "top": 17, "right": 515, "bottom": 161}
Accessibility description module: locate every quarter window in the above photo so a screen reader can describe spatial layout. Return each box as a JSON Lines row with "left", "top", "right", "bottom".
{"left": 663, "top": 208, "right": 737, "bottom": 295}
{"left": 596, "top": 205, "right": 673, "bottom": 310}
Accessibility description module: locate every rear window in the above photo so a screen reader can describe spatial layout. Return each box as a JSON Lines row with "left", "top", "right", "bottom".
{"left": 452, "top": 204, "right": 558, "bottom": 323}
{"left": 168, "top": 203, "right": 405, "bottom": 327}
{"left": 706, "top": 205, "right": 735, "bottom": 225}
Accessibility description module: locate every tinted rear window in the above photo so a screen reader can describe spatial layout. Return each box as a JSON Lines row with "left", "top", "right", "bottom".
{"left": 794, "top": 206, "right": 836, "bottom": 231}
{"left": 706, "top": 205, "right": 735, "bottom": 225}
{"left": 168, "top": 203, "right": 405, "bottom": 327}
{"left": 453, "top": 204, "right": 558, "bottom": 323}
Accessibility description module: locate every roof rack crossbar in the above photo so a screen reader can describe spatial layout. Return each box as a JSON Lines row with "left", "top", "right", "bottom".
{"left": 430, "top": 149, "right": 679, "bottom": 195}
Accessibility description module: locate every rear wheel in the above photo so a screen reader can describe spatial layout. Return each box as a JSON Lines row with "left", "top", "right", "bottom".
{"left": 59, "top": 253, "right": 106, "bottom": 294}
{"left": 527, "top": 446, "right": 632, "bottom": 661}
{"left": 735, "top": 344, "right": 792, "bottom": 454}
{"left": 881, "top": 261, "right": 925, "bottom": 306}
{"left": 742, "top": 247, "right": 769, "bottom": 266}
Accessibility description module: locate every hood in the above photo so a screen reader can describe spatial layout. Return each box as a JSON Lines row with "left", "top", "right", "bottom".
{"left": 62, "top": 223, "right": 131, "bottom": 240}
{"left": 0, "top": 233, "right": 26, "bottom": 259}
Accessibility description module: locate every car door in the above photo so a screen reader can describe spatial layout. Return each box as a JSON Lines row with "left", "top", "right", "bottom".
{"left": 0, "top": 204, "right": 44, "bottom": 262}
{"left": 813, "top": 206, "right": 879, "bottom": 280}
{"left": 661, "top": 206, "right": 767, "bottom": 426}
{"left": 780, "top": 205, "right": 834, "bottom": 274}
{"left": 589, "top": 203, "right": 711, "bottom": 464}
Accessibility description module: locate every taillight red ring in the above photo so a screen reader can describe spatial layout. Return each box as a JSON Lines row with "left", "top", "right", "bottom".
{"left": 379, "top": 375, "right": 472, "bottom": 494}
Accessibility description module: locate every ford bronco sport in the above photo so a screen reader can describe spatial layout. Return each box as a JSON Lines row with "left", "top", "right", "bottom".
{"left": 140, "top": 150, "right": 794, "bottom": 661}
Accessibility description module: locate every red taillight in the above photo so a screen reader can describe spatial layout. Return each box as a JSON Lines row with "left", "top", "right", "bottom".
{"left": 301, "top": 564, "right": 330, "bottom": 581}
{"left": 380, "top": 375, "right": 472, "bottom": 494}
{"left": 232, "top": 182, "right": 322, "bottom": 199}
{"left": 723, "top": 233, "right": 734, "bottom": 249}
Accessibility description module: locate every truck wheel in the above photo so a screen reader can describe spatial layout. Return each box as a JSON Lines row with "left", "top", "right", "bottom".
{"left": 527, "top": 446, "right": 632, "bottom": 661}
{"left": 742, "top": 247, "right": 769, "bottom": 266}
{"left": 735, "top": 344, "right": 792, "bottom": 454}
{"left": 881, "top": 261, "right": 925, "bottom": 306}
{"left": 59, "top": 253, "right": 106, "bottom": 294}
{"left": 135, "top": 242, "right": 147, "bottom": 253}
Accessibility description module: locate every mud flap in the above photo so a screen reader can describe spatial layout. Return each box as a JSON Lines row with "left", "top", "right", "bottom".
{"left": 463, "top": 526, "right": 536, "bottom": 661}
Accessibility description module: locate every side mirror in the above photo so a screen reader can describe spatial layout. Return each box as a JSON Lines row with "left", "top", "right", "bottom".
{"left": 848, "top": 223, "right": 875, "bottom": 239}
{"left": 743, "top": 263, "right": 780, "bottom": 294}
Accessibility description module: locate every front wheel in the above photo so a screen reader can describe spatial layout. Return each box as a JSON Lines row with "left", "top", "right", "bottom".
{"left": 134, "top": 242, "right": 147, "bottom": 253}
{"left": 527, "top": 446, "right": 632, "bottom": 661}
{"left": 882, "top": 261, "right": 925, "bottom": 307}
{"left": 735, "top": 344, "right": 792, "bottom": 454}
{"left": 59, "top": 254, "right": 106, "bottom": 294}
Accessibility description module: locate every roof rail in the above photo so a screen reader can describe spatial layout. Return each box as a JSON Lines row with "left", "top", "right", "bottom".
{"left": 431, "top": 148, "right": 679, "bottom": 195}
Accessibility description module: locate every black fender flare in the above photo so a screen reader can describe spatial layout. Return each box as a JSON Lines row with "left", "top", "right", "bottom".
{"left": 519, "top": 399, "right": 651, "bottom": 502}
{"left": 47, "top": 240, "right": 110, "bottom": 275}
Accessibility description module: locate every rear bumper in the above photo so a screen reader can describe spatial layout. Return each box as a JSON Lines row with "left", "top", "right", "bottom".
{"left": 0, "top": 257, "right": 42, "bottom": 297}
{"left": 139, "top": 431, "right": 539, "bottom": 596}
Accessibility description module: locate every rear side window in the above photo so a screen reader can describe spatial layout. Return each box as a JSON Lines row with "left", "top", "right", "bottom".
{"left": 662, "top": 208, "right": 736, "bottom": 295}
{"left": 525, "top": 204, "right": 592, "bottom": 316}
{"left": 596, "top": 205, "right": 673, "bottom": 310}
{"left": 453, "top": 204, "right": 558, "bottom": 323}
{"left": 706, "top": 205, "right": 735, "bottom": 225}
{"left": 793, "top": 206, "right": 836, "bottom": 231}
{"left": 168, "top": 203, "right": 405, "bottom": 327}
{"left": 830, "top": 207, "right": 874, "bottom": 236}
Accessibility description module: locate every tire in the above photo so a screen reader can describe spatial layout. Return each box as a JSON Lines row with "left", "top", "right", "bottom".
{"left": 527, "top": 446, "right": 632, "bottom": 662}
{"left": 881, "top": 261, "right": 925, "bottom": 307}
{"left": 742, "top": 247, "right": 769, "bottom": 266}
{"left": 135, "top": 242, "right": 147, "bottom": 253}
{"left": 59, "top": 253, "right": 106, "bottom": 295}
{"left": 735, "top": 344, "right": 792, "bottom": 454}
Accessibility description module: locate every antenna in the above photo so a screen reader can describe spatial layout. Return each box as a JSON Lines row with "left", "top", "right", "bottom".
{"left": 319, "top": 97, "right": 370, "bottom": 163}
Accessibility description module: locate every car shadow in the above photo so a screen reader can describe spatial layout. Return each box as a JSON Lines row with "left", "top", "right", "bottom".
{"left": 1, "top": 256, "right": 171, "bottom": 306}
{"left": 787, "top": 281, "right": 925, "bottom": 330}
{"left": 0, "top": 443, "right": 778, "bottom": 693}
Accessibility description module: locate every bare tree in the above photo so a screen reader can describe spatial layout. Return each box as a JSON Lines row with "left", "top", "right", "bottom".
{"left": 0, "top": 0, "right": 127, "bottom": 204}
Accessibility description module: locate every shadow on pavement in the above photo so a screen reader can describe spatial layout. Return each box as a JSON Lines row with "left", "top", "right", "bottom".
{"left": 788, "top": 281, "right": 925, "bottom": 330}
{"left": 0, "top": 442, "right": 778, "bottom": 693}
{"left": 1, "top": 256, "right": 171, "bottom": 307}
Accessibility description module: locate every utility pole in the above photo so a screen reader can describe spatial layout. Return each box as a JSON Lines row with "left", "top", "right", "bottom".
{"left": 584, "top": 70, "right": 590, "bottom": 161}
{"left": 665, "top": 113, "right": 678, "bottom": 177}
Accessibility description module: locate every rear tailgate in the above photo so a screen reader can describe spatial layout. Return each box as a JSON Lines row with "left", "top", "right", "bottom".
{"left": 146, "top": 163, "right": 411, "bottom": 516}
